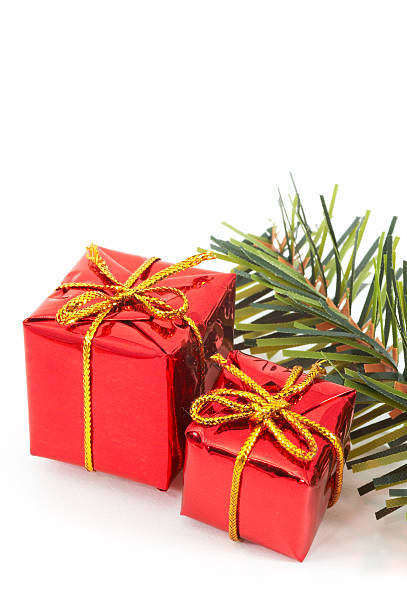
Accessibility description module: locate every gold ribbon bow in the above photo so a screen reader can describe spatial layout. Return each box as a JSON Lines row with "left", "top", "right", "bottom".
{"left": 190, "top": 354, "right": 344, "bottom": 542}
{"left": 56, "top": 244, "right": 216, "bottom": 472}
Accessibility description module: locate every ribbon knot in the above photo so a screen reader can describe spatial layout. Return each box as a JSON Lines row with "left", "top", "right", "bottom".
{"left": 190, "top": 353, "right": 344, "bottom": 542}
{"left": 56, "top": 244, "right": 216, "bottom": 472}
{"left": 250, "top": 397, "right": 290, "bottom": 424}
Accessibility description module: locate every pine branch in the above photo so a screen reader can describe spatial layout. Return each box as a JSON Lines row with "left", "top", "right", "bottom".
{"left": 207, "top": 182, "right": 407, "bottom": 522}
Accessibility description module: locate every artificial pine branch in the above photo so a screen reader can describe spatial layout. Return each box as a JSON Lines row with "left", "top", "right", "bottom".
{"left": 207, "top": 180, "right": 407, "bottom": 521}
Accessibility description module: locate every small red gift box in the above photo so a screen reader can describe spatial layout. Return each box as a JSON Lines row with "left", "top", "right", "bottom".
{"left": 181, "top": 350, "right": 355, "bottom": 560}
{"left": 23, "top": 245, "right": 235, "bottom": 490}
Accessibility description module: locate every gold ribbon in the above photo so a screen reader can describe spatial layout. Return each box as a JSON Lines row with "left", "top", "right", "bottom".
{"left": 56, "top": 244, "right": 216, "bottom": 472}
{"left": 190, "top": 354, "right": 344, "bottom": 542}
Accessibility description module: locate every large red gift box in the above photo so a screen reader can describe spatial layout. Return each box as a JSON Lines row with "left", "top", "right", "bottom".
{"left": 181, "top": 350, "right": 355, "bottom": 560}
{"left": 23, "top": 246, "right": 235, "bottom": 490}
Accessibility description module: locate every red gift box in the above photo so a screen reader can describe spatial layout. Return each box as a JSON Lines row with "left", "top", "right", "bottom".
{"left": 23, "top": 246, "right": 235, "bottom": 490}
{"left": 181, "top": 350, "right": 355, "bottom": 560}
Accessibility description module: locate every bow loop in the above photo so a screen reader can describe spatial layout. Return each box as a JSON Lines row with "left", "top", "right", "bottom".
{"left": 56, "top": 290, "right": 111, "bottom": 325}
{"left": 131, "top": 286, "right": 189, "bottom": 319}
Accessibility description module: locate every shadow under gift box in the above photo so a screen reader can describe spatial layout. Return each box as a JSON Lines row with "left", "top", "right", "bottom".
{"left": 23, "top": 246, "right": 235, "bottom": 490}
{"left": 181, "top": 351, "right": 355, "bottom": 561}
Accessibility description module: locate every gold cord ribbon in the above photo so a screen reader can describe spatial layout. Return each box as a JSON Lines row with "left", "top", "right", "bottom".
{"left": 56, "top": 244, "right": 216, "bottom": 472}
{"left": 190, "top": 354, "right": 344, "bottom": 542}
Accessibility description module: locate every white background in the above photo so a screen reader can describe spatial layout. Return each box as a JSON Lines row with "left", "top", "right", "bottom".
{"left": 1, "top": 2, "right": 406, "bottom": 611}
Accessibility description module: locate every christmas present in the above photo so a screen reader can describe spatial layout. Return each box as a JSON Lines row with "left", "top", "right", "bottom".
{"left": 23, "top": 245, "right": 235, "bottom": 489}
{"left": 181, "top": 350, "right": 355, "bottom": 560}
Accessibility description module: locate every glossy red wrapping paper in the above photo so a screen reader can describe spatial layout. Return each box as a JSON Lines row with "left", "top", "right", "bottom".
{"left": 23, "top": 246, "right": 235, "bottom": 490}
{"left": 181, "top": 350, "right": 355, "bottom": 560}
